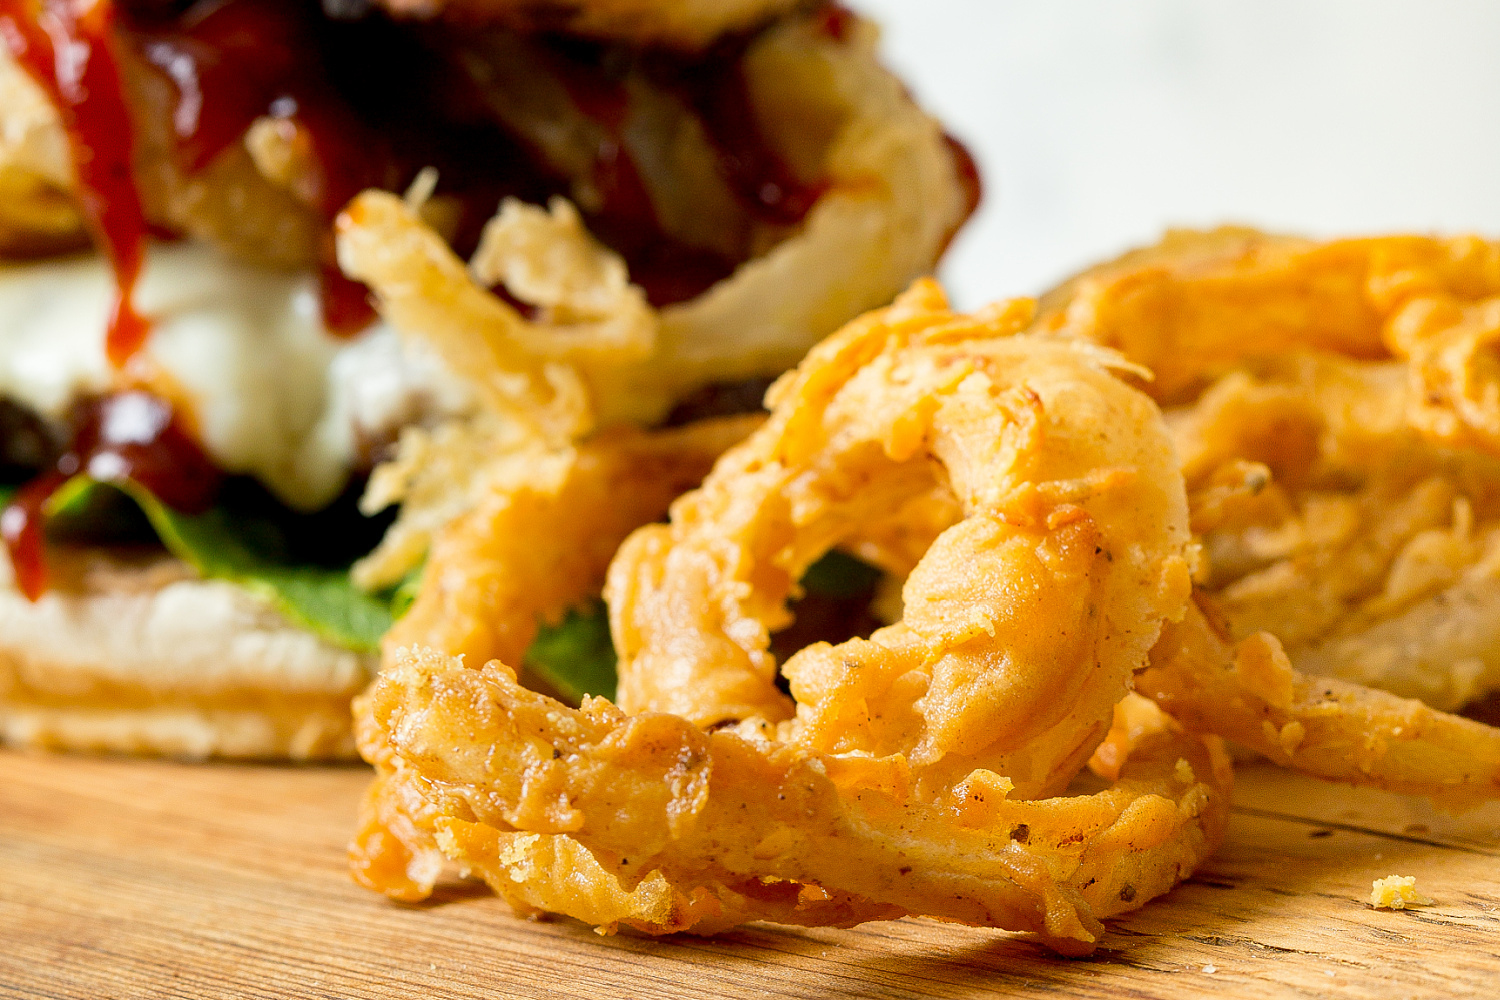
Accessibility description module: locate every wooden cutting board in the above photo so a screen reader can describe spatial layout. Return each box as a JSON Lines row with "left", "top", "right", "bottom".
{"left": 2, "top": 748, "right": 1496, "bottom": 999}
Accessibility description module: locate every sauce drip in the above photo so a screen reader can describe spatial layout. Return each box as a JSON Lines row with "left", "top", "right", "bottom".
{"left": 318, "top": 259, "right": 377, "bottom": 337}
{"left": 665, "top": 50, "right": 826, "bottom": 227}
{"left": 0, "top": 0, "right": 150, "bottom": 365}
{"left": 64, "top": 392, "right": 223, "bottom": 512}
{"left": 1, "top": 472, "right": 63, "bottom": 601}
{"left": 543, "top": 29, "right": 829, "bottom": 305}
{"left": 939, "top": 133, "right": 983, "bottom": 253}
{"left": 127, "top": 0, "right": 407, "bottom": 335}
{"left": 0, "top": 392, "right": 222, "bottom": 600}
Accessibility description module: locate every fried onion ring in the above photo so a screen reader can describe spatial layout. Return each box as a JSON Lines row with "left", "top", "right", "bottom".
{"left": 608, "top": 281, "right": 1193, "bottom": 799}
{"left": 1139, "top": 602, "right": 1500, "bottom": 809}
{"left": 357, "top": 649, "right": 1228, "bottom": 954}
{"left": 385, "top": 414, "right": 762, "bottom": 670}
{"left": 353, "top": 281, "right": 1232, "bottom": 954}
{"left": 1034, "top": 229, "right": 1500, "bottom": 804}
{"left": 1040, "top": 229, "right": 1500, "bottom": 713}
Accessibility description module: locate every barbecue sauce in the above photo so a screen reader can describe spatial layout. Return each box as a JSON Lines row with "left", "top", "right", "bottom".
{"left": 665, "top": 47, "right": 826, "bottom": 227}
{"left": 940, "top": 133, "right": 983, "bottom": 252}
{"left": 0, "top": 0, "right": 967, "bottom": 600}
{"left": 124, "top": 0, "right": 410, "bottom": 335}
{"left": 1, "top": 392, "right": 221, "bottom": 600}
{"left": 3, "top": 0, "right": 859, "bottom": 329}
{"left": 0, "top": 0, "right": 151, "bottom": 365}
{"left": 1, "top": 472, "right": 63, "bottom": 601}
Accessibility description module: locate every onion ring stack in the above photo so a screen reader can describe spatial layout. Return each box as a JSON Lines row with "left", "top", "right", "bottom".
{"left": 352, "top": 260, "right": 1500, "bottom": 954}
{"left": 1036, "top": 229, "right": 1500, "bottom": 747}
{"left": 353, "top": 281, "right": 1232, "bottom": 953}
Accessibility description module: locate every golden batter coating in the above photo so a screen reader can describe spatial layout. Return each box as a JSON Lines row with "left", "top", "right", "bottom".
{"left": 1139, "top": 602, "right": 1500, "bottom": 809}
{"left": 356, "top": 649, "right": 1229, "bottom": 953}
{"left": 607, "top": 281, "right": 1194, "bottom": 800}
{"left": 1041, "top": 229, "right": 1500, "bottom": 713}
{"left": 353, "top": 281, "right": 1232, "bottom": 953}
{"left": 352, "top": 276, "right": 1500, "bottom": 953}
{"left": 385, "top": 414, "right": 761, "bottom": 670}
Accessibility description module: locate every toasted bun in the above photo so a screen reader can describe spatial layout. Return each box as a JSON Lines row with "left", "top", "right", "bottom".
{"left": 0, "top": 550, "right": 371, "bottom": 759}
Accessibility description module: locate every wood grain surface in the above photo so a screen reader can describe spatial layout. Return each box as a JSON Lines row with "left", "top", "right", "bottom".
{"left": 2, "top": 749, "right": 1497, "bottom": 999}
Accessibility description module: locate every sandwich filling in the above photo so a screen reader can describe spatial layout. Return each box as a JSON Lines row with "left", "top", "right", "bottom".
{"left": 0, "top": 0, "right": 978, "bottom": 729}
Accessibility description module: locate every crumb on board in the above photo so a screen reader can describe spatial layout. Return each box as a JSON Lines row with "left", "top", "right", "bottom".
{"left": 1369, "top": 875, "right": 1434, "bottom": 909}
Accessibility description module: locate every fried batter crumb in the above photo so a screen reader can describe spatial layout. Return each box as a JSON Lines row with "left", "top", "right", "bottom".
{"left": 1369, "top": 875, "right": 1434, "bottom": 909}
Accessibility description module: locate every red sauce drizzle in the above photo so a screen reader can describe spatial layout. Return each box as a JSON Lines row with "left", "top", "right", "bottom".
{"left": 667, "top": 56, "right": 826, "bottom": 227}
{"left": 812, "top": 2, "right": 857, "bottom": 41}
{"left": 940, "top": 133, "right": 983, "bottom": 253}
{"left": 0, "top": 392, "right": 222, "bottom": 600}
{"left": 544, "top": 51, "right": 705, "bottom": 302}
{"left": 544, "top": 29, "right": 831, "bottom": 305}
{"left": 128, "top": 0, "right": 400, "bottom": 335}
{"left": 0, "top": 0, "right": 150, "bottom": 365}
{"left": 318, "top": 259, "right": 377, "bottom": 337}
{"left": 1, "top": 471, "right": 64, "bottom": 601}
{"left": 65, "top": 392, "right": 223, "bottom": 512}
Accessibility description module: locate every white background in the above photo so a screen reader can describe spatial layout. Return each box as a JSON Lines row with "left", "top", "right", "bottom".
{"left": 852, "top": 0, "right": 1500, "bottom": 307}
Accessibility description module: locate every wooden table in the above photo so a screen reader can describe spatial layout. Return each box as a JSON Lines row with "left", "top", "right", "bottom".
{"left": 2, "top": 749, "right": 1497, "bottom": 999}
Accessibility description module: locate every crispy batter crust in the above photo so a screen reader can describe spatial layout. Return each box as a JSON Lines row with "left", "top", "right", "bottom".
{"left": 1042, "top": 229, "right": 1500, "bottom": 713}
{"left": 357, "top": 650, "right": 1230, "bottom": 952}
{"left": 608, "top": 281, "right": 1194, "bottom": 799}
{"left": 1138, "top": 602, "right": 1500, "bottom": 809}
{"left": 352, "top": 282, "right": 1232, "bottom": 953}
{"left": 386, "top": 414, "right": 762, "bottom": 668}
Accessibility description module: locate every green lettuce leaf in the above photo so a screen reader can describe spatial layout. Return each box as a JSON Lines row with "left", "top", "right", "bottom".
{"left": 389, "top": 562, "right": 425, "bottom": 622}
{"left": 518, "top": 550, "right": 884, "bottom": 706}
{"left": 798, "top": 548, "right": 883, "bottom": 599}
{"left": 14, "top": 473, "right": 887, "bottom": 681}
{"left": 46, "top": 476, "right": 391, "bottom": 653}
{"left": 523, "top": 599, "right": 618, "bottom": 704}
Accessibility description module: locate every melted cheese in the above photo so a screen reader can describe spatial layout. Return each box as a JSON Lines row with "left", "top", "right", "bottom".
{"left": 0, "top": 243, "right": 470, "bottom": 510}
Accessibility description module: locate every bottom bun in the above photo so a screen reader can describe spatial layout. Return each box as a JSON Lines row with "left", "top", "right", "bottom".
{"left": 0, "top": 549, "right": 372, "bottom": 760}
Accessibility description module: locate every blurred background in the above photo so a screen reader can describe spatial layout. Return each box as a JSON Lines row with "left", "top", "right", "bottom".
{"left": 853, "top": 0, "right": 1500, "bottom": 307}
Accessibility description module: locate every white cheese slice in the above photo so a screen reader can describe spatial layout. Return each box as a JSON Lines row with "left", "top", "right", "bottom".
{"left": 0, "top": 242, "right": 470, "bottom": 510}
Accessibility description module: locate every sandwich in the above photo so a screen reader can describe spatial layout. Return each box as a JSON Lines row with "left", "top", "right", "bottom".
{"left": 0, "top": 0, "right": 979, "bottom": 757}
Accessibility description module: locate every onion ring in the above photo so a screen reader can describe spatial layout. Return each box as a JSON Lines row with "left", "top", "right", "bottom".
{"left": 1035, "top": 229, "right": 1500, "bottom": 802}
{"left": 353, "top": 281, "right": 1231, "bottom": 954}
{"left": 358, "top": 648, "right": 1228, "bottom": 954}
{"left": 1137, "top": 601, "right": 1500, "bottom": 809}
{"left": 608, "top": 281, "right": 1193, "bottom": 798}
{"left": 385, "top": 414, "right": 762, "bottom": 670}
